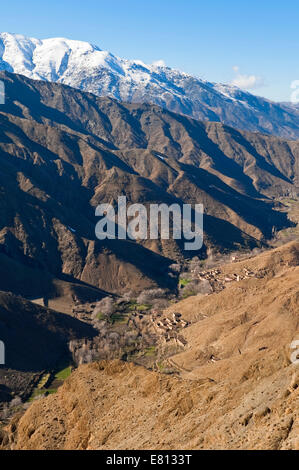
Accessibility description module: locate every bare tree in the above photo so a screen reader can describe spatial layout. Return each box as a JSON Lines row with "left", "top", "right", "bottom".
{"left": 137, "top": 288, "right": 167, "bottom": 305}
{"left": 92, "top": 297, "right": 115, "bottom": 321}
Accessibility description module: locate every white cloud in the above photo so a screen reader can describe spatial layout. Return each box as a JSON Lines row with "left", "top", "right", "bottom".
{"left": 231, "top": 66, "right": 265, "bottom": 90}
{"left": 152, "top": 59, "right": 166, "bottom": 68}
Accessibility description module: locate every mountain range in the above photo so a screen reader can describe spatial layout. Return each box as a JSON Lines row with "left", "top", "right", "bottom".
{"left": 1, "top": 71, "right": 298, "bottom": 300}
{"left": 1, "top": 32, "right": 299, "bottom": 139}
{"left": 0, "top": 32, "right": 299, "bottom": 452}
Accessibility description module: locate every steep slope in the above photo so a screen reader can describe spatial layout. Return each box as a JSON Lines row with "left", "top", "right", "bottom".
{"left": 164, "top": 242, "right": 299, "bottom": 379}
{"left": 7, "top": 360, "right": 297, "bottom": 450}
{"left": 2, "top": 243, "right": 299, "bottom": 450}
{"left": 0, "top": 33, "right": 299, "bottom": 139}
{"left": 0, "top": 72, "right": 297, "bottom": 297}
{"left": 0, "top": 291, "right": 96, "bottom": 402}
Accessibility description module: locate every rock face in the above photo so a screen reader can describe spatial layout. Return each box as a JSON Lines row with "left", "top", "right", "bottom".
{"left": 0, "top": 32, "right": 299, "bottom": 139}
{"left": 3, "top": 243, "right": 299, "bottom": 450}
{"left": 0, "top": 71, "right": 298, "bottom": 297}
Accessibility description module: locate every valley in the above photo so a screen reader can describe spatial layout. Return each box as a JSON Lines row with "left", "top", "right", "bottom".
{"left": 0, "top": 241, "right": 298, "bottom": 450}
{"left": 0, "top": 69, "right": 298, "bottom": 451}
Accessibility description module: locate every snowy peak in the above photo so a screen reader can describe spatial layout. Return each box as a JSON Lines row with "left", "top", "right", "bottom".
{"left": 0, "top": 32, "right": 298, "bottom": 139}
{"left": 0, "top": 32, "right": 234, "bottom": 96}
{"left": 0, "top": 32, "right": 168, "bottom": 83}
{"left": 0, "top": 32, "right": 115, "bottom": 81}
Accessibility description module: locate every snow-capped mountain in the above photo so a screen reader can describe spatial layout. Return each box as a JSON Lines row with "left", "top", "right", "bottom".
{"left": 0, "top": 32, "right": 298, "bottom": 139}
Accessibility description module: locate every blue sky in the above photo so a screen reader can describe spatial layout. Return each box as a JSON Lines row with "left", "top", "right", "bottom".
{"left": 1, "top": 0, "right": 298, "bottom": 101}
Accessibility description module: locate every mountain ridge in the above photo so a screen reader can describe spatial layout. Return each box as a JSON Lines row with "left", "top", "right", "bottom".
{"left": 1, "top": 32, "right": 299, "bottom": 139}
{"left": 0, "top": 71, "right": 298, "bottom": 300}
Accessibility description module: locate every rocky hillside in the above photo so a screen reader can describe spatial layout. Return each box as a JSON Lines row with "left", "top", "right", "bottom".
{"left": 0, "top": 291, "right": 96, "bottom": 403}
{"left": 1, "top": 32, "right": 299, "bottom": 139}
{"left": 0, "top": 72, "right": 298, "bottom": 298}
{"left": 2, "top": 242, "right": 298, "bottom": 450}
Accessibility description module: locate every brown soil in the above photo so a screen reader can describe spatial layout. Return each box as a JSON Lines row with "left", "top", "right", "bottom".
{"left": 2, "top": 242, "right": 298, "bottom": 450}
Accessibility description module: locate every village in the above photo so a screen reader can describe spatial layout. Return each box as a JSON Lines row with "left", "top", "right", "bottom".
{"left": 66, "top": 252, "right": 264, "bottom": 369}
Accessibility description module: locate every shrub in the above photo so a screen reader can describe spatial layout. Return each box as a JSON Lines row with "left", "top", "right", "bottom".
{"left": 169, "top": 263, "right": 181, "bottom": 273}
{"left": 92, "top": 297, "right": 115, "bottom": 320}
{"left": 179, "top": 279, "right": 212, "bottom": 298}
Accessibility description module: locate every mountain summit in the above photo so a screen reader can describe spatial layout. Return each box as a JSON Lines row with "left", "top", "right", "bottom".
{"left": 0, "top": 32, "right": 299, "bottom": 139}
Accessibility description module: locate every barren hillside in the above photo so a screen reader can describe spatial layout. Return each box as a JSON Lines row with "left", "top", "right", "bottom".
{"left": 0, "top": 71, "right": 298, "bottom": 299}
{"left": 2, "top": 243, "right": 298, "bottom": 450}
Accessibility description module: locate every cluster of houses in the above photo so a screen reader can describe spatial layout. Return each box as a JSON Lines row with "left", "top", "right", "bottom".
{"left": 148, "top": 312, "right": 189, "bottom": 348}
{"left": 189, "top": 266, "right": 258, "bottom": 293}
